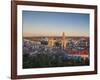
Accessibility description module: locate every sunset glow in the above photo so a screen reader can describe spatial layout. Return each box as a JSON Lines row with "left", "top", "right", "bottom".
{"left": 22, "top": 11, "right": 89, "bottom": 37}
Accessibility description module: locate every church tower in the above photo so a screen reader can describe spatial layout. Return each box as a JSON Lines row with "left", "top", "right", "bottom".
{"left": 61, "top": 32, "right": 67, "bottom": 48}
{"left": 48, "top": 37, "right": 54, "bottom": 47}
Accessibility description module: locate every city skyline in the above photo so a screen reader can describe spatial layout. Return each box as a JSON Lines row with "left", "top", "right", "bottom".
{"left": 22, "top": 11, "right": 90, "bottom": 37}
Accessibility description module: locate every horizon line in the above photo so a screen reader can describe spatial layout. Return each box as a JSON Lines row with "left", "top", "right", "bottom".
{"left": 23, "top": 35, "right": 89, "bottom": 37}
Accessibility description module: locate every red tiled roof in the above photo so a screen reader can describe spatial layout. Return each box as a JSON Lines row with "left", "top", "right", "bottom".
{"left": 64, "top": 50, "right": 88, "bottom": 55}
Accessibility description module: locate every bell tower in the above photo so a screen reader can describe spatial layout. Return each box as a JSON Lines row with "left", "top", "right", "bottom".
{"left": 61, "top": 32, "right": 66, "bottom": 48}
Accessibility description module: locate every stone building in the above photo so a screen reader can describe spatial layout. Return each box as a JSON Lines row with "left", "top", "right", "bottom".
{"left": 48, "top": 32, "right": 67, "bottom": 48}
{"left": 48, "top": 37, "right": 54, "bottom": 47}
{"left": 61, "top": 32, "right": 67, "bottom": 48}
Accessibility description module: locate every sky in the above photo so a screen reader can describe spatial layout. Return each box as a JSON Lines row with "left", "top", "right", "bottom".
{"left": 22, "top": 10, "right": 90, "bottom": 37}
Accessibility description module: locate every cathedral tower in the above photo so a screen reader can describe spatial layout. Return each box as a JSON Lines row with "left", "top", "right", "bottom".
{"left": 61, "top": 32, "right": 67, "bottom": 48}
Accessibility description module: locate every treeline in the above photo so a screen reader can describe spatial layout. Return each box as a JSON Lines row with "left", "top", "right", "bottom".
{"left": 23, "top": 53, "right": 89, "bottom": 69}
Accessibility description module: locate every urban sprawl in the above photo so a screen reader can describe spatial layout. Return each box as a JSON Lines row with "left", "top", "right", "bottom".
{"left": 23, "top": 32, "right": 89, "bottom": 68}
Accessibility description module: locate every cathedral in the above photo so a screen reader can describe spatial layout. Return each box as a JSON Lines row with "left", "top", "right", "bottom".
{"left": 48, "top": 32, "right": 67, "bottom": 48}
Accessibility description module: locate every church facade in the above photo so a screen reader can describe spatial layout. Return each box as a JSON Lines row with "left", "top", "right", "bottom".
{"left": 48, "top": 32, "right": 67, "bottom": 48}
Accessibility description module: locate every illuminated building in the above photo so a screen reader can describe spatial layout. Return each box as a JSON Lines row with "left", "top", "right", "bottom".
{"left": 61, "top": 32, "right": 67, "bottom": 48}
{"left": 48, "top": 37, "right": 54, "bottom": 47}
{"left": 48, "top": 32, "right": 67, "bottom": 48}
